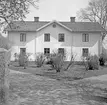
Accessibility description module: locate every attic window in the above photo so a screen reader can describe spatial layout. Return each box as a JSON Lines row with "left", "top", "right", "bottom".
{"left": 53, "top": 23, "right": 56, "bottom": 28}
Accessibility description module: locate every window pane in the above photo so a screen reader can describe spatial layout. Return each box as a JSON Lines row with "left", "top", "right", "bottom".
{"left": 44, "top": 33, "right": 50, "bottom": 42}
{"left": 59, "top": 34, "right": 64, "bottom": 42}
{"left": 82, "top": 48, "right": 88, "bottom": 57}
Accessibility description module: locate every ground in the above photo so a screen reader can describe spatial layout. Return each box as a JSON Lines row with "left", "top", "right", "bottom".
{"left": 8, "top": 63, "right": 107, "bottom": 105}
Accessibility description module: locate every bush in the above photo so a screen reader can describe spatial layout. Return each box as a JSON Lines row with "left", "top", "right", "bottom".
{"left": 82, "top": 55, "right": 99, "bottom": 70}
{"left": 18, "top": 53, "right": 31, "bottom": 68}
{"left": 49, "top": 52, "right": 65, "bottom": 72}
{"left": 35, "top": 53, "right": 45, "bottom": 67}
{"left": 99, "top": 53, "right": 106, "bottom": 66}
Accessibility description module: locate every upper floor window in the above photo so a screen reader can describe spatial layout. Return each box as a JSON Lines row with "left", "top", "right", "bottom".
{"left": 20, "top": 33, "right": 26, "bottom": 42}
{"left": 82, "top": 33, "right": 89, "bottom": 42}
{"left": 44, "top": 33, "right": 50, "bottom": 42}
{"left": 58, "top": 33, "right": 65, "bottom": 42}
{"left": 82, "top": 48, "right": 89, "bottom": 57}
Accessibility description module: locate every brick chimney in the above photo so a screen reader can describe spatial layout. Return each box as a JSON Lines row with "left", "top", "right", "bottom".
{"left": 34, "top": 17, "right": 39, "bottom": 22}
{"left": 70, "top": 17, "right": 75, "bottom": 22}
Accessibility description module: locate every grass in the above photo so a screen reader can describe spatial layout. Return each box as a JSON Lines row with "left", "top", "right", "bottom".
{"left": 9, "top": 61, "right": 107, "bottom": 81}
{"left": 9, "top": 70, "right": 107, "bottom": 105}
{"left": 8, "top": 61, "right": 107, "bottom": 105}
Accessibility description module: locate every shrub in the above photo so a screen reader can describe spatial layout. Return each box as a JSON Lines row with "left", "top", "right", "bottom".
{"left": 82, "top": 55, "right": 99, "bottom": 70}
{"left": 35, "top": 53, "right": 45, "bottom": 67}
{"left": 49, "top": 52, "right": 65, "bottom": 72}
{"left": 64, "top": 53, "right": 76, "bottom": 71}
{"left": 99, "top": 53, "right": 107, "bottom": 66}
{"left": 18, "top": 53, "right": 32, "bottom": 68}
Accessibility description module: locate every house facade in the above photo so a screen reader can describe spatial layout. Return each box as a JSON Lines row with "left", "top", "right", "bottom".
{"left": 7, "top": 17, "right": 106, "bottom": 61}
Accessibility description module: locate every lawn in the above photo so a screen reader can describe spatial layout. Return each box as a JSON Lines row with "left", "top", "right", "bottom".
{"left": 9, "top": 71, "right": 107, "bottom": 105}
{"left": 8, "top": 61, "right": 107, "bottom": 105}
{"left": 9, "top": 61, "right": 107, "bottom": 80}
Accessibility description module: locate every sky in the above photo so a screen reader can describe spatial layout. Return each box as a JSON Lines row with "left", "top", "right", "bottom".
{"left": 25, "top": 0, "right": 90, "bottom": 21}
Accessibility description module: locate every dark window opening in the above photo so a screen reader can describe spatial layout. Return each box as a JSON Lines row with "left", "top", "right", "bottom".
{"left": 82, "top": 33, "right": 89, "bottom": 42}
{"left": 58, "top": 48, "right": 64, "bottom": 55}
{"left": 82, "top": 48, "right": 88, "bottom": 57}
{"left": 20, "top": 33, "right": 26, "bottom": 42}
{"left": 44, "top": 48, "right": 50, "bottom": 55}
{"left": 44, "top": 33, "right": 50, "bottom": 42}
{"left": 58, "top": 33, "right": 65, "bottom": 42}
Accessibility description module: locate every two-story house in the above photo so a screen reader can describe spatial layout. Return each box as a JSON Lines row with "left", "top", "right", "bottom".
{"left": 6, "top": 17, "right": 106, "bottom": 61}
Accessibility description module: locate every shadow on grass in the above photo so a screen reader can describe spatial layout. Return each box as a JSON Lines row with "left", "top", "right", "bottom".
{"left": 82, "top": 94, "right": 107, "bottom": 103}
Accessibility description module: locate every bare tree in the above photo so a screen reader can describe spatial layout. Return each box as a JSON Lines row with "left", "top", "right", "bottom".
{"left": 0, "top": 1, "right": 39, "bottom": 104}
{"left": 77, "top": 0, "right": 107, "bottom": 29}
{"left": 0, "top": 0, "right": 39, "bottom": 30}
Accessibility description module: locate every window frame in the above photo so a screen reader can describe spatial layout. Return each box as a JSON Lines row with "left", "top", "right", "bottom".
{"left": 44, "top": 48, "right": 50, "bottom": 55}
{"left": 82, "top": 33, "right": 89, "bottom": 42}
{"left": 58, "top": 33, "right": 65, "bottom": 42}
{"left": 82, "top": 48, "right": 89, "bottom": 57}
{"left": 20, "top": 33, "right": 26, "bottom": 42}
{"left": 44, "top": 33, "right": 50, "bottom": 42}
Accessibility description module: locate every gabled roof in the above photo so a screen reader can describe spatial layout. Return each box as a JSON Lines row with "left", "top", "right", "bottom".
{"left": 6, "top": 20, "right": 106, "bottom": 32}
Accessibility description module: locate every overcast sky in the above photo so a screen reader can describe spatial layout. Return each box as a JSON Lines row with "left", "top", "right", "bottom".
{"left": 25, "top": 0, "right": 89, "bottom": 21}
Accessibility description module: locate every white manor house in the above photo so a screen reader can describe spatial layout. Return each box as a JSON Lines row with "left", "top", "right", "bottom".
{"left": 6, "top": 17, "right": 106, "bottom": 61}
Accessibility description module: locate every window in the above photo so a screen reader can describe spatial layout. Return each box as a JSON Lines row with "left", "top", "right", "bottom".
{"left": 44, "top": 48, "right": 50, "bottom": 55}
{"left": 53, "top": 23, "right": 56, "bottom": 28}
{"left": 82, "top": 33, "right": 89, "bottom": 42}
{"left": 58, "top": 33, "right": 65, "bottom": 42}
{"left": 82, "top": 48, "right": 88, "bottom": 57}
{"left": 58, "top": 48, "right": 64, "bottom": 55}
{"left": 20, "top": 33, "right": 26, "bottom": 42}
{"left": 20, "top": 48, "right": 26, "bottom": 55}
{"left": 44, "top": 33, "right": 50, "bottom": 42}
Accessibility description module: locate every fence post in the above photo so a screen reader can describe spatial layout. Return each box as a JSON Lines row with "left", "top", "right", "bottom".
{"left": 0, "top": 48, "right": 11, "bottom": 105}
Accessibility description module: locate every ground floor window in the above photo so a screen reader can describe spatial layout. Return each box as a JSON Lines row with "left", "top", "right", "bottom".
{"left": 44, "top": 48, "right": 50, "bottom": 55}
{"left": 58, "top": 48, "right": 64, "bottom": 55}
{"left": 20, "top": 48, "right": 26, "bottom": 55}
{"left": 82, "top": 48, "right": 88, "bottom": 57}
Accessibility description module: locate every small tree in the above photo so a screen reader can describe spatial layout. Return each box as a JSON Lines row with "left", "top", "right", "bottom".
{"left": 35, "top": 53, "right": 45, "bottom": 67}
{"left": 18, "top": 53, "right": 32, "bottom": 68}
{"left": 82, "top": 55, "right": 99, "bottom": 70}
{"left": 49, "top": 50, "right": 66, "bottom": 73}
{"left": 64, "top": 53, "right": 76, "bottom": 71}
